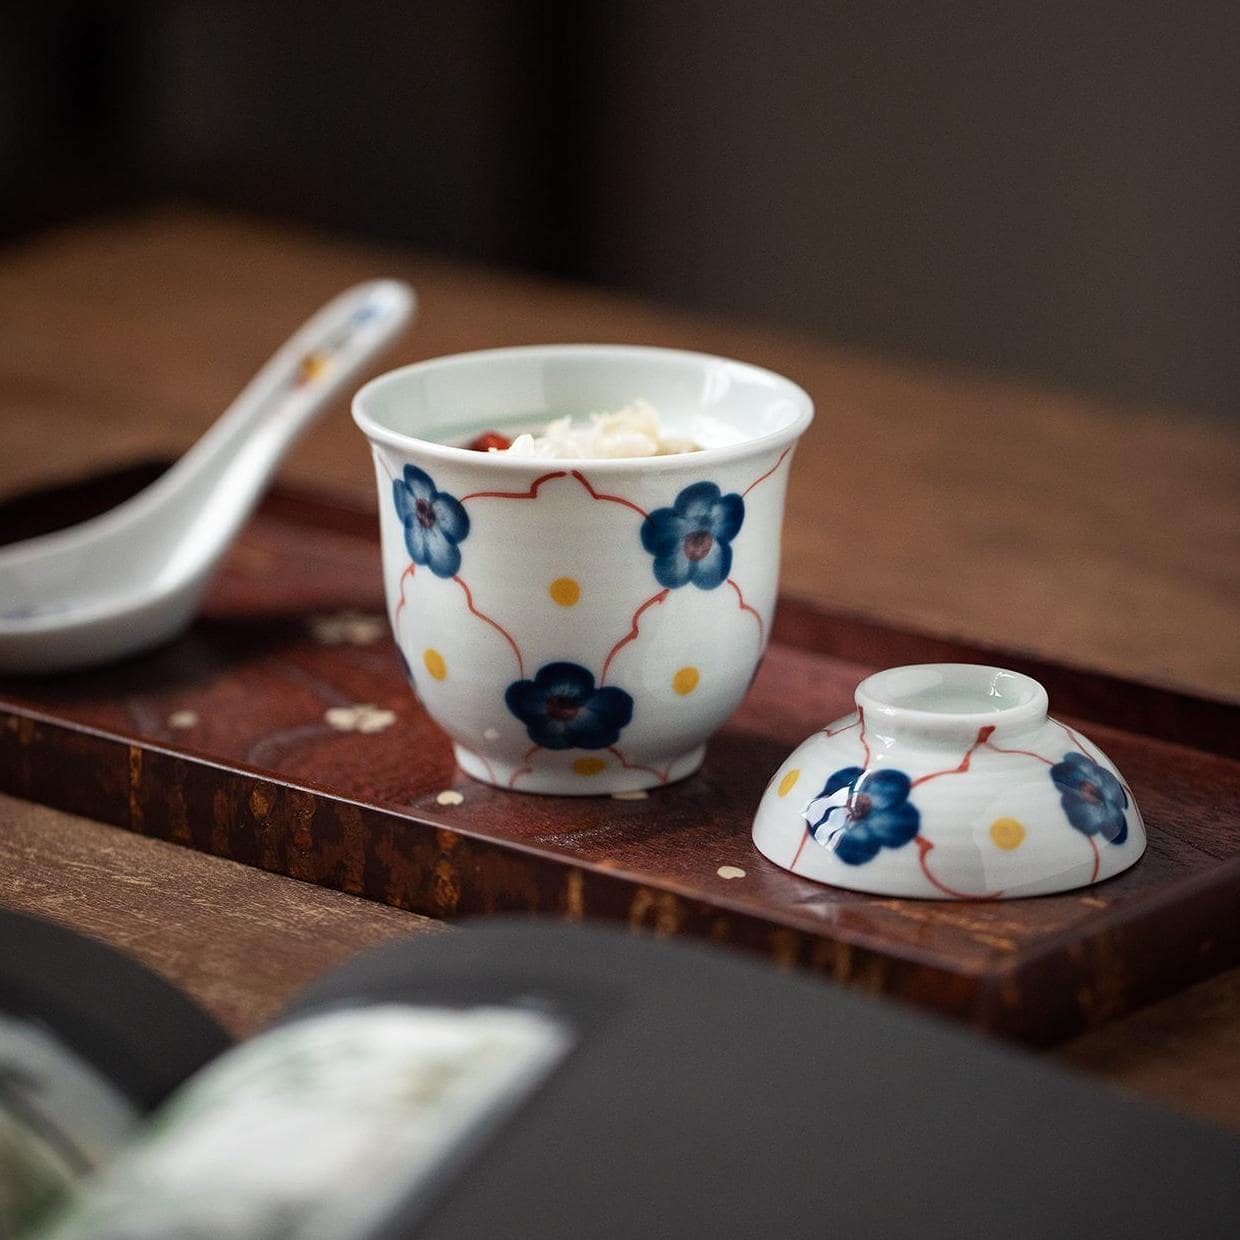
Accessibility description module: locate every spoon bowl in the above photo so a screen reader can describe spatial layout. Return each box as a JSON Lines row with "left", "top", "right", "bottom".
{"left": 0, "top": 280, "right": 414, "bottom": 673}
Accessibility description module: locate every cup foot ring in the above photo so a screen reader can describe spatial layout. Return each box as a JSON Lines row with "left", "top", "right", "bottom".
{"left": 453, "top": 744, "right": 706, "bottom": 796}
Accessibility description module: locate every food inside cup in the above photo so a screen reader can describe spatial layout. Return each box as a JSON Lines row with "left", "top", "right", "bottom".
{"left": 464, "top": 400, "right": 700, "bottom": 459}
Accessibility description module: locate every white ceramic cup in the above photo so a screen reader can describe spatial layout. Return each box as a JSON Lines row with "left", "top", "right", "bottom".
{"left": 352, "top": 345, "right": 813, "bottom": 794}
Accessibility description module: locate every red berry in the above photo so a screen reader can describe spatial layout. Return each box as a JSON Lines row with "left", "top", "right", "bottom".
{"left": 465, "top": 430, "right": 512, "bottom": 452}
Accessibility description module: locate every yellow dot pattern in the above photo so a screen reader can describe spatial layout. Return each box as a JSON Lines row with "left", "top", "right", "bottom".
{"left": 296, "top": 352, "right": 332, "bottom": 385}
{"left": 777, "top": 768, "right": 800, "bottom": 798}
{"left": 549, "top": 577, "right": 581, "bottom": 606}
{"left": 573, "top": 757, "right": 607, "bottom": 776}
{"left": 423, "top": 648, "right": 446, "bottom": 680}
{"left": 672, "top": 666, "right": 700, "bottom": 695}
{"left": 989, "top": 817, "right": 1026, "bottom": 850}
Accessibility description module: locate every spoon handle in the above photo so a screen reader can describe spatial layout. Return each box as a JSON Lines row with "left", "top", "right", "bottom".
{"left": 0, "top": 281, "right": 414, "bottom": 672}
{"left": 132, "top": 280, "right": 414, "bottom": 583}
{"left": 0, "top": 279, "right": 416, "bottom": 575}
{"left": 178, "top": 279, "right": 416, "bottom": 483}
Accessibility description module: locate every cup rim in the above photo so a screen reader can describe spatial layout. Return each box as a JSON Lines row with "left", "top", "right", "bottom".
{"left": 351, "top": 343, "right": 814, "bottom": 472}
{"left": 855, "top": 663, "right": 1050, "bottom": 736}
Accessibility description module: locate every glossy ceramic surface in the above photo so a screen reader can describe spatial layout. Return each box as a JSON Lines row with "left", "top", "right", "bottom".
{"left": 752, "top": 663, "right": 1146, "bottom": 898}
{"left": 0, "top": 281, "right": 414, "bottom": 674}
{"left": 352, "top": 345, "right": 813, "bottom": 794}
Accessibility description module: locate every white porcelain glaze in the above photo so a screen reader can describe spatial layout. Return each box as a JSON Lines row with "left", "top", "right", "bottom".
{"left": 352, "top": 345, "right": 813, "bottom": 795}
{"left": 0, "top": 281, "right": 414, "bottom": 674}
{"left": 752, "top": 663, "right": 1146, "bottom": 898}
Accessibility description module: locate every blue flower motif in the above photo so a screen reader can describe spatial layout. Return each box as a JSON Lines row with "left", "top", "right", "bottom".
{"left": 802, "top": 766, "right": 921, "bottom": 865}
{"left": 393, "top": 465, "right": 469, "bottom": 578}
{"left": 640, "top": 481, "right": 744, "bottom": 590}
{"left": 505, "top": 662, "right": 634, "bottom": 750}
{"left": 1050, "top": 752, "right": 1128, "bottom": 844}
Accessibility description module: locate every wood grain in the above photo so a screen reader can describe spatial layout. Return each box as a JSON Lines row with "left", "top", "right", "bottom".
{"left": 3, "top": 480, "right": 1238, "bottom": 1047}
{"left": 0, "top": 792, "right": 437, "bottom": 1036}
{"left": 0, "top": 208, "right": 1236, "bottom": 700}
{"left": 0, "top": 209, "right": 1237, "bottom": 1125}
{"left": 1059, "top": 966, "right": 1240, "bottom": 1130}
{"left": 3, "top": 788, "right": 1238, "bottom": 1128}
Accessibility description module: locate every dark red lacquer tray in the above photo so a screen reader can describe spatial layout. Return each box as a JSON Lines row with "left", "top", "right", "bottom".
{"left": 2, "top": 464, "right": 1238, "bottom": 1045}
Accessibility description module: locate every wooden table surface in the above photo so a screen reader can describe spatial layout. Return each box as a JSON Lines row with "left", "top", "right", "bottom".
{"left": 1, "top": 208, "right": 1238, "bottom": 1127}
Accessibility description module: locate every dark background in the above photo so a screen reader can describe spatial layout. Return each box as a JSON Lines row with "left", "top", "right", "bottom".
{"left": 4, "top": 1, "right": 1238, "bottom": 419}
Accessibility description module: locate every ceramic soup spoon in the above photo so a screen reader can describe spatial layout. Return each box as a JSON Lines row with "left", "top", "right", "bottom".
{"left": 0, "top": 279, "right": 415, "bottom": 674}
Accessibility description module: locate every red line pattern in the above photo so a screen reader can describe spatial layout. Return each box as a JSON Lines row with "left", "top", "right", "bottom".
{"left": 910, "top": 725, "right": 996, "bottom": 788}
{"left": 858, "top": 706, "right": 871, "bottom": 767}
{"left": 507, "top": 744, "right": 541, "bottom": 789}
{"left": 398, "top": 445, "right": 813, "bottom": 808}
{"left": 459, "top": 468, "right": 649, "bottom": 516}
{"left": 569, "top": 470, "right": 649, "bottom": 517}
{"left": 794, "top": 713, "right": 1116, "bottom": 896}
{"left": 608, "top": 746, "right": 670, "bottom": 784}
{"left": 459, "top": 471, "right": 567, "bottom": 503}
{"left": 742, "top": 446, "right": 792, "bottom": 497}
{"left": 788, "top": 831, "right": 811, "bottom": 871}
{"left": 378, "top": 454, "right": 396, "bottom": 480}
{"left": 916, "top": 836, "right": 1002, "bottom": 900}
{"left": 1054, "top": 719, "right": 1097, "bottom": 760}
{"left": 456, "top": 453, "right": 784, "bottom": 520}
{"left": 600, "top": 589, "right": 670, "bottom": 684}
{"left": 726, "top": 578, "right": 765, "bottom": 643}
{"left": 393, "top": 563, "right": 416, "bottom": 624}
{"left": 984, "top": 739, "right": 1054, "bottom": 765}
{"left": 452, "top": 575, "right": 525, "bottom": 677}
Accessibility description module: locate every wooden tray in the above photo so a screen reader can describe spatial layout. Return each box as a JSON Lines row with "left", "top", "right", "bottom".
{"left": 2, "top": 463, "right": 1238, "bottom": 1046}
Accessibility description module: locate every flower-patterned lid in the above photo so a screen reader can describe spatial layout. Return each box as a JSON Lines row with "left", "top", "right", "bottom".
{"left": 752, "top": 664, "right": 1146, "bottom": 900}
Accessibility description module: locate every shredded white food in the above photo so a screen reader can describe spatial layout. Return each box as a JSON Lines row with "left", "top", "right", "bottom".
{"left": 496, "top": 399, "right": 699, "bottom": 459}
